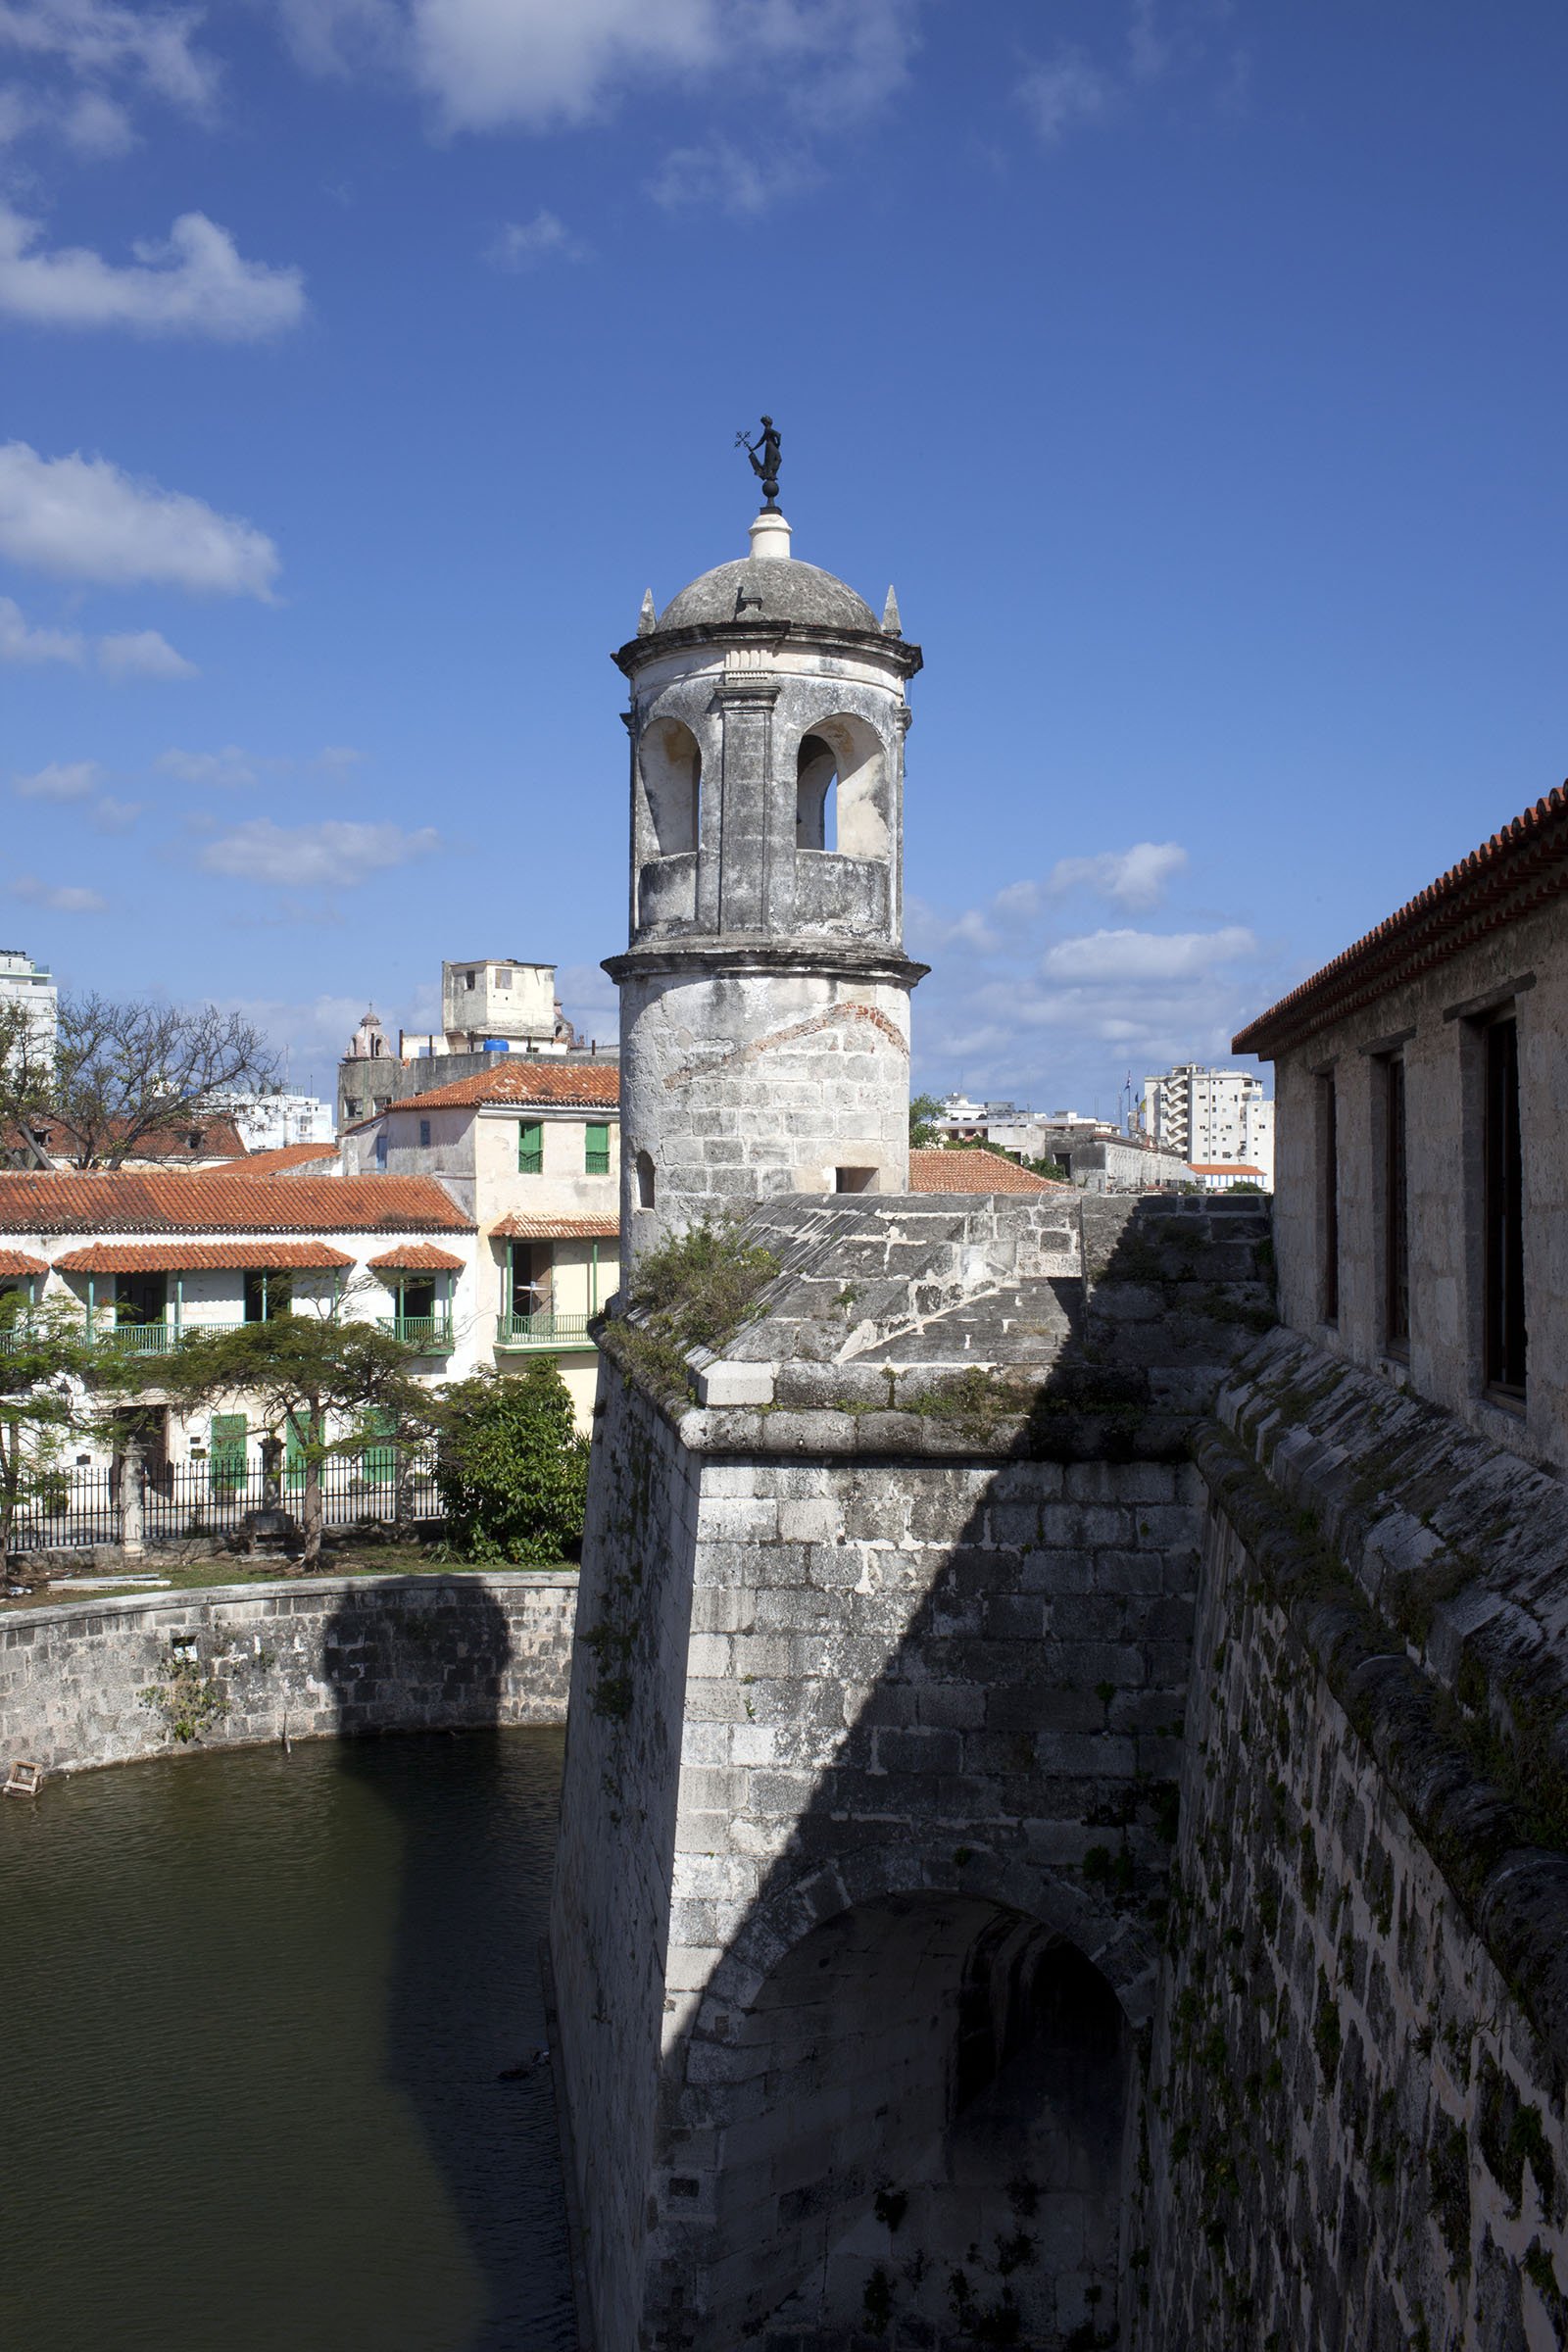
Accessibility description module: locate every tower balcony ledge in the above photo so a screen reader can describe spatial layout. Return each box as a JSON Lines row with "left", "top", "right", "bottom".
{"left": 603, "top": 939, "right": 929, "bottom": 988}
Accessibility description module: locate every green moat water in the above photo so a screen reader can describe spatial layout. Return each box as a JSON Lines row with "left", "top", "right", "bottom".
{"left": 0, "top": 1729, "right": 575, "bottom": 2352}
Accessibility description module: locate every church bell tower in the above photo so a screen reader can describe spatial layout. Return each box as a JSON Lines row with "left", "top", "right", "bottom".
{"left": 607, "top": 446, "right": 925, "bottom": 1254}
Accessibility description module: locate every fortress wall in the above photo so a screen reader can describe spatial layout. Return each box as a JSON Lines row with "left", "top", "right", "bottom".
{"left": 1134, "top": 1332, "right": 1568, "bottom": 2351}
{"left": 549, "top": 1371, "right": 706, "bottom": 2352}
{"left": 0, "top": 1572, "right": 576, "bottom": 1779}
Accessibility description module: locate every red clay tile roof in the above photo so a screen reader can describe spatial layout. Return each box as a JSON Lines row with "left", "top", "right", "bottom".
{"left": 907, "top": 1148, "right": 1067, "bottom": 1195}
{"left": 0, "top": 1171, "right": 472, "bottom": 1234}
{"left": 368, "top": 1244, "right": 467, "bottom": 1272}
{"left": 53, "top": 1242, "right": 356, "bottom": 1272}
{"left": 1188, "top": 1165, "right": 1266, "bottom": 1179}
{"left": 490, "top": 1212, "right": 620, "bottom": 1241}
{"left": 1234, "top": 783, "right": 1568, "bottom": 1058}
{"left": 212, "top": 1142, "right": 339, "bottom": 1176}
{"left": 0, "top": 1249, "right": 47, "bottom": 1276}
{"left": 376, "top": 1060, "right": 620, "bottom": 1116}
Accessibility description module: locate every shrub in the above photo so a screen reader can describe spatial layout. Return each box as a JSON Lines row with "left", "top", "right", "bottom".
{"left": 435, "top": 1361, "right": 589, "bottom": 1564}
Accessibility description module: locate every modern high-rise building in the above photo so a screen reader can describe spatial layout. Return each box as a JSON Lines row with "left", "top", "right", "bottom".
{"left": 1142, "top": 1060, "right": 1274, "bottom": 1185}
{"left": 0, "top": 947, "right": 57, "bottom": 1069}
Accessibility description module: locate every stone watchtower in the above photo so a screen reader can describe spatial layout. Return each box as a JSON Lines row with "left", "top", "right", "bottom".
{"left": 606, "top": 503, "right": 926, "bottom": 1255}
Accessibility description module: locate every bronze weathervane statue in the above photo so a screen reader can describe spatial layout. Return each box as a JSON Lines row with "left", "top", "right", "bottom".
{"left": 736, "top": 415, "right": 782, "bottom": 510}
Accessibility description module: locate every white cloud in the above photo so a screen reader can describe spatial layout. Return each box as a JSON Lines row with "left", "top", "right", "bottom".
{"left": 1017, "top": 51, "right": 1108, "bottom": 144}
{"left": 0, "top": 441, "right": 280, "bottom": 597}
{"left": 279, "top": 0, "right": 916, "bottom": 136}
{"left": 1040, "top": 925, "right": 1256, "bottom": 985}
{"left": 97, "top": 627, "right": 197, "bottom": 679}
{"left": 62, "top": 87, "right": 133, "bottom": 151}
{"left": 13, "top": 757, "right": 103, "bottom": 800}
{"left": 197, "top": 817, "right": 441, "bottom": 887}
{"left": 11, "top": 873, "right": 107, "bottom": 912}
{"left": 0, "top": 0, "right": 220, "bottom": 115}
{"left": 0, "top": 592, "right": 83, "bottom": 663}
{"left": 0, "top": 206, "right": 306, "bottom": 339}
{"left": 158, "top": 744, "right": 257, "bottom": 788}
{"left": 649, "top": 137, "right": 818, "bottom": 216}
{"left": 488, "top": 208, "right": 587, "bottom": 268}
{"left": 1047, "top": 840, "right": 1189, "bottom": 911}
{"left": 91, "top": 793, "right": 140, "bottom": 831}
{"left": 156, "top": 743, "right": 364, "bottom": 789}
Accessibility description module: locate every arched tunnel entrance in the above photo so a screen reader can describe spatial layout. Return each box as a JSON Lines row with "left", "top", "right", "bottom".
{"left": 684, "top": 1892, "right": 1131, "bottom": 2350}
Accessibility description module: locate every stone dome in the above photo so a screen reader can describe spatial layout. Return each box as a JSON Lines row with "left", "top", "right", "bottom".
{"left": 657, "top": 556, "right": 881, "bottom": 636}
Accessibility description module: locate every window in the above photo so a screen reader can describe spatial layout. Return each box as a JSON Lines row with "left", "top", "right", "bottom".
{"left": 244, "top": 1270, "right": 291, "bottom": 1322}
{"left": 401, "top": 1276, "right": 436, "bottom": 1321}
{"left": 418, "top": 1118, "right": 431, "bottom": 1149}
{"left": 1318, "top": 1071, "right": 1340, "bottom": 1324}
{"left": 584, "top": 1121, "right": 611, "bottom": 1175}
{"left": 374, "top": 1128, "right": 388, "bottom": 1169}
{"left": 465, "top": 970, "right": 476, "bottom": 991}
{"left": 635, "top": 1151, "right": 656, "bottom": 1209}
{"left": 494, "top": 967, "right": 511, "bottom": 987}
{"left": 1381, "top": 1056, "right": 1409, "bottom": 1353}
{"left": 1483, "top": 1014, "right": 1526, "bottom": 1396}
{"left": 116, "top": 1271, "right": 167, "bottom": 1327}
{"left": 835, "top": 1166, "right": 875, "bottom": 1193}
{"left": 518, "top": 1119, "right": 544, "bottom": 1174}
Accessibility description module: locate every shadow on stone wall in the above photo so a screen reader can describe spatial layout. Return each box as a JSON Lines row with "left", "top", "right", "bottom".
{"left": 324, "top": 1581, "right": 574, "bottom": 2352}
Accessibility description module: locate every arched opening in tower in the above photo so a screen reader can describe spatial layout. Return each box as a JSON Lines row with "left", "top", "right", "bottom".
{"left": 683, "top": 1892, "right": 1131, "bottom": 2350}
{"left": 642, "top": 717, "right": 702, "bottom": 855}
{"left": 796, "top": 732, "right": 838, "bottom": 853}
{"left": 634, "top": 1151, "right": 656, "bottom": 1210}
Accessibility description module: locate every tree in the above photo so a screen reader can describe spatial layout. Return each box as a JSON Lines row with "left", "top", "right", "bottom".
{"left": 0, "top": 1293, "right": 109, "bottom": 1553}
{"left": 909, "top": 1093, "right": 946, "bottom": 1149}
{"left": 137, "top": 1314, "right": 432, "bottom": 1570}
{"left": 0, "top": 992, "right": 275, "bottom": 1169}
{"left": 434, "top": 1361, "right": 589, "bottom": 1565}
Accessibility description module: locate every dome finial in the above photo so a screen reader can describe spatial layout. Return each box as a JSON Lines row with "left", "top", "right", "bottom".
{"left": 749, "top": 509, "right": 792, "bottom": 563}
{"left": 637, "top": 588, "right": 656, "bottom": 637}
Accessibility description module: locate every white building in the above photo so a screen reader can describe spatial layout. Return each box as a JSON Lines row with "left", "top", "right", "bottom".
{"left": 216, "top": 1088, "right": 336, "bottom": 1152}
{"left": 0, "top": 947, "right": 57, "bottom": 1067}
{"left": 1142, "top": 1062, "right": 1274, "bottom": 1188}
{"left": 0, "top": 1168, "right": 480, "bottom": 1471}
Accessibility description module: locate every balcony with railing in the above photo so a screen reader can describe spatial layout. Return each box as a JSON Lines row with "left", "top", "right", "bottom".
{"left": 496, "top": 1309, "right": 594, "bottom": 1350}
{"left": 377, "top": 1314, "right": 456, "bottom": 1354}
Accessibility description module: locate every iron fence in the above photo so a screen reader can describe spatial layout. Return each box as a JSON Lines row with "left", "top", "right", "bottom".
{"left": 5, "top": 1449, "right": 444, "bottom": 1554}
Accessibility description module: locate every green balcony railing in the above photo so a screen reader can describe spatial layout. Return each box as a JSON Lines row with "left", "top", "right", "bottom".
{"left": 378, "top": 1314, "right": 456, "bottom": 1354}
{"left": 497, "top": 1310, "right": 593, "bottom": 1349}
{"left": 0, "top": 1317, "right": 251, "bottom": 1356}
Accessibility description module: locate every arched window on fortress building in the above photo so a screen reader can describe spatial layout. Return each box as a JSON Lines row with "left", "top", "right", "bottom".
{"left": 795, "top": 713, "right": 888, "bottom": 861}
{"left": 635, "top": 1151, "right": 656, "bottom": 1210}
{"left": 640, "top": 717, "right": 702, "bottom": 857}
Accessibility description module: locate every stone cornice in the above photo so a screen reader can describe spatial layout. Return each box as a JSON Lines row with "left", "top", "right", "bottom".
{"left": 612, "top": 620, "right": 924, "bottom": 683}
{"left": 602, "top": 940, "right": 929, "bottom": 988}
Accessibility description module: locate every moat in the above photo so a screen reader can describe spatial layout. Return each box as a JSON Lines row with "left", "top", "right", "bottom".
{"left": 0, "top": 1730, "right": 575, "bottom": 2352}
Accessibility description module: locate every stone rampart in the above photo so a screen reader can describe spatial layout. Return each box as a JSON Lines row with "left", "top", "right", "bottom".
{"left": 551, "top": 1190, "right": 1276, "bottom": 2351}
{"left": 0, "top": 1571, "right": 577, "bottom": 1779}
{"left": 1135, "top": 1330, "right": 1568, "bottom": 2349}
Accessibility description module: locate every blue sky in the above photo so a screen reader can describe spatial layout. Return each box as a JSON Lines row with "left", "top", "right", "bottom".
{"left": 2, "top": 1, "right": 1565, "bottom": 1119}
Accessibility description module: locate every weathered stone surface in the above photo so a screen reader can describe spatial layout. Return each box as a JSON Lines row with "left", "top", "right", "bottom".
{"left": 0, "top": 1572, "right": 575, "bottom": 1775}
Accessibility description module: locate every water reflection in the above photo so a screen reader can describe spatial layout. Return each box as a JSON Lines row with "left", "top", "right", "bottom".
{"left": 0, "top": 1726, "right": 574, "bottom": 2352}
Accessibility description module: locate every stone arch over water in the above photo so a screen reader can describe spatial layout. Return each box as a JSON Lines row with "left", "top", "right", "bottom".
{"left": 660, "top": 1852, "right": 1144, "bottom": 2351}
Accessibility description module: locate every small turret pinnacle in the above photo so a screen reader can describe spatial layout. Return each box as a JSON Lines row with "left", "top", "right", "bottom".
{"left": 881, "top": 586, "right": 902, "bottom": 636}
{"left": 637, "top": 589, "right": 656, "bottom": 638}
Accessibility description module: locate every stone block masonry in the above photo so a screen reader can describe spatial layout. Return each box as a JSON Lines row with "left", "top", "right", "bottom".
{"left": 1134, "top": 1331, "right": 1568, "bottom": 2350}
{"left": 0, "top": 1572, "right": 577, "bottom": 1778}
{"left": 550, "top": 1190, "right": 1275, "bottom": 2351}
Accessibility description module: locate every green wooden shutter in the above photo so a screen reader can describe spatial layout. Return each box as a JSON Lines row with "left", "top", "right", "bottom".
{"left": 210, "top": 1414, "right": 246, "bottom": 1496}
{"left": 584, "top": 1121, "right": 611, "bottom": 1175}
{"left": 362, "top": 1407, "right": 396, "bottom": 1488}
{"left": 284, "top": 1411, "right": 309, "bottom": 1491}
{"left": 517, "top": 1119, "right": 544, "bottom": 1174}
